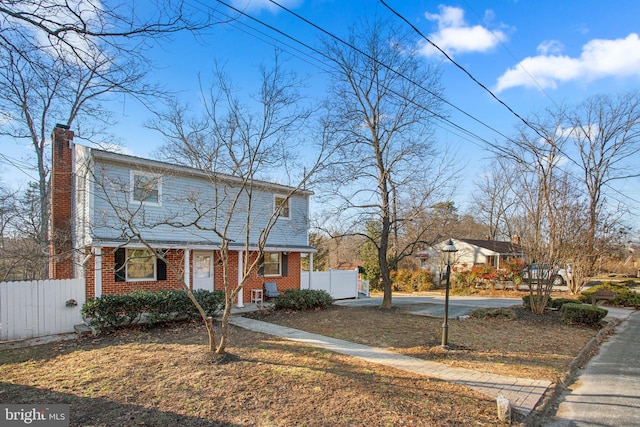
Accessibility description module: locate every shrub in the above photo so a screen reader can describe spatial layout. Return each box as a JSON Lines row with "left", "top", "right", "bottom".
{"left": 452, "top": 270, "right": 476, "bottom": 290}
{"left": 548, "top": 298, "right": 579, "bottom": 309}
{"left": 560, "top": 303, "right": 607, "bottom": 325}
{"left": 81, "top": 293, "right": 146, "bottom": 328}
{"left": 579, "top": 283, "right": 640, "bottom": 308}
{"left": 470, "top": 307, "right": 516, "bottom": 320}
{"left": 273, "top": 289, "right": 334, "bottom": 311}
{"left": 81, "top": 289, "right": 224, "bottom": 330}
{"left": 392, "top": 269, "right": 434, "bottom": 292}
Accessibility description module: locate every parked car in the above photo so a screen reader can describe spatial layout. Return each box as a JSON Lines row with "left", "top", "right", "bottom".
{"left": 521, "top": 264, "right": 571, "bottom": 286}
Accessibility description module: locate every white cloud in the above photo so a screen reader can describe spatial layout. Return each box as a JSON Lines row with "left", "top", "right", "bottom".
{"left": 537, "top": 40, "right": 564, "bottom": 55}
{"left": 496, "top": 33, "right": 640, "bottom": 92}
{"left": 420, "top": 5, "right": 507, "bottom": 57}
{"left": 230, "top": 0, "right": 303, "bottom": 13}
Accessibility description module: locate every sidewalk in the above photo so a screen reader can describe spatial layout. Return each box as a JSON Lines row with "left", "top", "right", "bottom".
{"left": 549, "top": 311, "right": 640, "bottom": 426}
{"left": 228, "top": 316, "right": 551, "bottom": 415}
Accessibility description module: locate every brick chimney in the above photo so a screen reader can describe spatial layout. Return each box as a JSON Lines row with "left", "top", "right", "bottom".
{"left": 49, "top": 124, "right": 75, "bottom": 279}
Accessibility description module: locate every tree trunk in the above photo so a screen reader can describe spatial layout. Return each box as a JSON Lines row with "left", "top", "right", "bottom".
{"left": 205, "top": 316, "right": 216, "bottom": 352}
{"left": 215, "top": 297, "right": 233, "bottom": 354}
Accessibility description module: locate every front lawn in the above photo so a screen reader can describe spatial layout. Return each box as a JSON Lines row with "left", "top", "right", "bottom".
{"left": 1, "top": 320, "right": 498, "bottom": 426}
{"left": 0, "top": 302, "right": 603, "bottom": 426}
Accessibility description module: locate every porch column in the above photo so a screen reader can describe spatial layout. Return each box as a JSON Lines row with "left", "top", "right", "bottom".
{"left": 236, "top": 250, "right": 244, "bottom": 308}
{"left": 308, "top": 252, "right": 314, "bottom": 289}
{"left": 94, "top": 246, "right": 102, "bottom": 298}
{"left": 184, "top": 249, "right": 191, "bottom": 289}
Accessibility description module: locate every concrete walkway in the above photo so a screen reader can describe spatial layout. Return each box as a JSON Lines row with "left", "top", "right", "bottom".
{"left": 228, "top": 316, "right": 551, "bottom": 415}
{"left": 549, "top": 311, "right": 640, "bottom": 426}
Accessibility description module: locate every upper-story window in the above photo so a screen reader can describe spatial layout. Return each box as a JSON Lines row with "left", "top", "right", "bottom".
{"left": 274, "top": 195, "right": 290, "bottom": 219}
{"left": 131, "top": 171, "right": 161, "bottom": 205}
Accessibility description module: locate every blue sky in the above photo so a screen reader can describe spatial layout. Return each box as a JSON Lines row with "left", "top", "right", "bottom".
{"left": 4, "top": 0, "right": 640, "bottom": 231}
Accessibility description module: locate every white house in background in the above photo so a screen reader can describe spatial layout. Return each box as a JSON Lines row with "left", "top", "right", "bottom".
{"left": 415, "top": 238, "right": 525, "bottom": 278}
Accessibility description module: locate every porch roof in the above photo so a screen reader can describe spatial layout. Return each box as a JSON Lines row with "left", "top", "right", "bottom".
{"left": 90, "top": 239, "right": 317, "bottom": 253}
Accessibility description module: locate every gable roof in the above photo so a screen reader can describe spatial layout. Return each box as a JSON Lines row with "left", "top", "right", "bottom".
{"left": 458, "top": 239, "right": 523, "bottom": 254}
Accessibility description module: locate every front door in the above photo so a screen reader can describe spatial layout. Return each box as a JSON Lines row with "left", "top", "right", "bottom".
{"left": 193, "top": 251, "right": 214, "bottom": 291}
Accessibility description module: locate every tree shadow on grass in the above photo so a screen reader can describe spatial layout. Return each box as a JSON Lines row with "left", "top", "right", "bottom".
{"left": 1, "top": 382, "right": 231, "bottom": 427}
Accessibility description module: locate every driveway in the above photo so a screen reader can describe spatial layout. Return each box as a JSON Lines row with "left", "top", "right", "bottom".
{"left": 335, "top": 294, "right": 632, "bottom": 320}
{"left": 335, "top": 294, "right": 523, "bottom": 318}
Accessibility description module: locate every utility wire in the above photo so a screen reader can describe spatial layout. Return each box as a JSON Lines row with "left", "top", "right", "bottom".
{"left": 266, "top": 0, "right": 515, "bottom": 145}
{"left": 198, "top": 0, "right": 640, "bottom": 208}
{"left": 461, "top": 0, "right": 561, "bottom": 109}
{"left": 379, "top": 0, "right": 549, "bottom": 144}
{"left": 206, "top": 0, "right": 503, "bottom": 153}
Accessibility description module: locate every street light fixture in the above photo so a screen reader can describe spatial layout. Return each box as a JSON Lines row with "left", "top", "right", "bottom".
{"left": 441, "top": 238, "right": 458, "bottom": 349}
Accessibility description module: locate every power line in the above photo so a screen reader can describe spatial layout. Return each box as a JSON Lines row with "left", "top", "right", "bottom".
{"left": 266, "top": 0, "right": 515, "bottom": 145}
{"left": 461, "top": 0, "right": 562, "bottom": 110}
{"left": 200, "top": 0, "right": 505, "bottom": 154}
{"left": 378, "top": 1, "right": 640, "bottom": 209}
{"left": 379, "top": 0, "right": 550, "bottom": 143}
{"left": 196, "top": 0, "right": 640, "bottom": 210}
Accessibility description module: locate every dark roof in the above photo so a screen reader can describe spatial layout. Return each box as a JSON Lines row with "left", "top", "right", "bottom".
{"left": 459, "top": 239, "right": 523, "bottom": 254}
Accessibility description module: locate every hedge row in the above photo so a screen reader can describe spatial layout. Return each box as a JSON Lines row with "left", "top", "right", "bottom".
{"left": 579, "top": 283, "right": 640, "bottom": 308}
{"left": 273, "top": 289, "right": 334, "bottom": 311}
{"left": 522, "top": 295, "right": 607, "bottom": 325}
{"left": 81, "top": 289, "right": 225, "bottom": 330}
{"left": 560, "top": 303, "right": 608, "bottom": 325}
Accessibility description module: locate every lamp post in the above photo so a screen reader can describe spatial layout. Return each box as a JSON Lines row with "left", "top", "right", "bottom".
{"left": 441, "top": 238, "right": 458, "bottom": 349}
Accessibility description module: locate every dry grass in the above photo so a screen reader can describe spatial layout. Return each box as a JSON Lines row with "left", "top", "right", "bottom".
{"left": 248, "top": 304, "right": 600, "bottom": 383}
{"left": 0, "top": 300, "right": 603, "bottom": 426}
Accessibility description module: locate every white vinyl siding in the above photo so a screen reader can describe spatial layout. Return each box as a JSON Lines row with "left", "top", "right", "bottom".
{"left": 91, "top": 159, "right": 309, "bottom": 247}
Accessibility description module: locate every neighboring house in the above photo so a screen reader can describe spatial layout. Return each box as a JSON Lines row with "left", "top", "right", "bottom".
{"left": 49, "top": 125, "right": 316, "bottom": 305}
{"left": 415, "top": 238, "right": 525, "bottom": 278}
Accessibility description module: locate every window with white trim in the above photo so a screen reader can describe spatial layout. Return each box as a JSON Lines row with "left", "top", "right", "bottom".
{"left": 274, "top": 195, "right": 290, "bottom": 218}
{"left": 263, "top": 252, "right": 281, "bottom": 276}
{"left": 131, "top": 171, "right": 161, "bottom": 205}
{"left": 126, "top": 248, "right": 156, "bottom": 281}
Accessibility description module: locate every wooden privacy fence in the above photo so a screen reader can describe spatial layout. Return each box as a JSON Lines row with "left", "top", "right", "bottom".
{"left": 300, "top": 269, "right": 361, "bottom": 299}
{"left": 0, "top": 278, "right": 85, "bottom": 341}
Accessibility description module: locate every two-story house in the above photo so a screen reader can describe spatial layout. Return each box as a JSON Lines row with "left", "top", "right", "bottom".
{"left": 49, "top": 124, "right": 316, "bottom": 306}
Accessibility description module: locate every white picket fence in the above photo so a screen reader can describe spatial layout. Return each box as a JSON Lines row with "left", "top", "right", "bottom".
{"left": 301, "top": 269, "right": 362, "bottom": 300}
{"left": 0, "top": 278, "right": 85, "bottom": 341}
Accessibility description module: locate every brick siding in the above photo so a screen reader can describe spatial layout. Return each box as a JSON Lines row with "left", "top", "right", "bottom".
{"left": 85, "top": 248, "right": 300, "bottom": 301}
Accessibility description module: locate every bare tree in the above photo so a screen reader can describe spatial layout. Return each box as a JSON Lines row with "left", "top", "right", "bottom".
{"left": 494, "top": 92, "right": 640, "bottom": 297}
{"left": 473, "top": 158, "right": 518, "bottom": 240}
{"left": 112, "top": 56, "right": 330, "bottom": 354}
{"left": 566, "top": 92, "right": 640, "bottom": 277}
{"left": 0, "top": 1, "right": 214, "bottom": 278}
{"left": 497, "top": 112, "right": 577, "bottom": 312}
{"left": 317, "top": 19, "right": 454, "bottom": 309}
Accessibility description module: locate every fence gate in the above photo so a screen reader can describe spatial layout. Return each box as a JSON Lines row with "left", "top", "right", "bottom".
{"left": 0, "top": 278, "right": 85, "bottom": 341}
